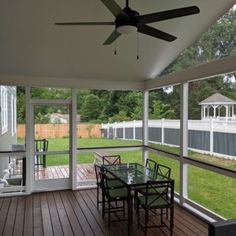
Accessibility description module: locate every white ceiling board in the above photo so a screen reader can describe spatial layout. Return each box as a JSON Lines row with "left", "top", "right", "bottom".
{"left": 0, "top": 0, "right": 235, "bottom": 89}
{"left": 145, "top": 55, "right": 236, "bottom": 90}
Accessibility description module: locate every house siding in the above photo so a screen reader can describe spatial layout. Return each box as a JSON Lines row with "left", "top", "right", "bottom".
{"left": 0, "top": 86, "right": 17, "bottom": 178}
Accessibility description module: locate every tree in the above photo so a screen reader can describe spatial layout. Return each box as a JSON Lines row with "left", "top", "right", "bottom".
{"left": 80, "top": 94, "right": 102, "bottom": 122}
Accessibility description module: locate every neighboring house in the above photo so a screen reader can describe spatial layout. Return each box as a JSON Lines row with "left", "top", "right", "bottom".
{"left": 50, "top": 113, "right": 81, "bottom": 124}
{"left": 0, "top": 86, "right": 17, "bottom": 178}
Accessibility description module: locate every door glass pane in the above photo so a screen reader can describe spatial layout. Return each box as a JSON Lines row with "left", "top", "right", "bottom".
{"left": 34, "top": 104, "right": 70, "bottom": 180}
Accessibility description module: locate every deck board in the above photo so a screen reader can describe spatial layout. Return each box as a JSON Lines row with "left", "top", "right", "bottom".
{"left": 13, "top": 196, "right": 25, "bottom": 236}
{"left": 34, "top": 164, "right": 96, "bottom": 181}
{"left": 0, "top": 189, "right": 209, "bottom": 236}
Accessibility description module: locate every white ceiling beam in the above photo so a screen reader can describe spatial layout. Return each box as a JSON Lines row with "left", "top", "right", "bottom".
{"left": 145, "top": 54, "right": 236, "bottom": 90}
{"left": 0, "top": 74, "right": 144, "bottom": 91}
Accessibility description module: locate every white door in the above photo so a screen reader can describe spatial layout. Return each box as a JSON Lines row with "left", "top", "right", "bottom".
{"left": 31, "top": 100, "right": 72, "bottom": 191}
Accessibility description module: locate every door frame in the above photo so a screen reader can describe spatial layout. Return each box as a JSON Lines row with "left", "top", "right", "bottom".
{"left": 28, "top": 98, "right": 76, "bottom": 192}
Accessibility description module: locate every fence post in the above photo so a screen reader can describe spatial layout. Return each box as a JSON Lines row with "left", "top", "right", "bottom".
{"left": 123, "top": 121, "right": 126, "bottom": 140}
{"left": 133, "top": 120, "right": 136, "bottom": 140}
{"left": 107, "top": 123, "right": 109, "bottom": 138}
{"left": 114, "top": 122, "right": 117, "bottom": 139}
{"left": 210, "top": 118, "right": 214, "bottom": 154}
{"left": 161, "top": 118, "right": 165, "bottom": 144}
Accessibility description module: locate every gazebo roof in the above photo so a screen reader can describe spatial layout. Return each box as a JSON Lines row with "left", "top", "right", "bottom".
{"left": 199, "top": 93, "right": 236, "bottom": 105}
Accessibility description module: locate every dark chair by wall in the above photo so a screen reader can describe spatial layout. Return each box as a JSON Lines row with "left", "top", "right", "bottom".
{"left": 34, "top": 139, "right": 48, "bottom": 168}
{"left": 208, "top": 219, "right": 236, "bottom": 236}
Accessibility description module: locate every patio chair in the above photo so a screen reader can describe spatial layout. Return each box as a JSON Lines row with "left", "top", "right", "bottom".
{"left": 157, "top": 164, "right": 171, "bottom": 178}
{"left": 134, "top": 159, "right": 158, "bottom": 197}
{"left": 99, "top": 172, "right": 129, "bottom": 227}
{"left": 146, "top": 159, "right": 158, "bottom": 175}
{"left": 94, "top": 164, "right": 125, "bottom": 209}
{"left": 34, "top": 139, "right": 48, "bottom": 168}
{"left": 136, "top": 180, "right": 175, "bottom": 236}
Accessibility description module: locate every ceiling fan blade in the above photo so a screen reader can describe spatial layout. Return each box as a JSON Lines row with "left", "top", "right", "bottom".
{"left": 138, "top": 24, "right": 177, "bottom": 42}
{"left": 139, "top": 6, "right": 200, "bottom": 24}
{"left": 55, "top": 22, "right": 115, "bottom": 26}
{"left": 103, "top": 29, "right": 121, "bottom": 45}
{"left": 100, "top": 0, "right": 125, "bottom": 17}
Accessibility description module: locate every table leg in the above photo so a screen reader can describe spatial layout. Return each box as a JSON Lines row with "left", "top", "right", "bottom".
{"left": 128, "top": 186, "right": 132, "bottom": 235}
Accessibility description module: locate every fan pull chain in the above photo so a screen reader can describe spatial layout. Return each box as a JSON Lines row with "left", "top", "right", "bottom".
{"left": 114, "top": 38, "right": 117, "bottom": 55}
{"left": 137, "top": 32, "right": 139, "bottom": 60}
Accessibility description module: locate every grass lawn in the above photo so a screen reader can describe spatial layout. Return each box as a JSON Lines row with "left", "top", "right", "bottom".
{"left": 18, "top": 137, "right": 236, "bottom": 218}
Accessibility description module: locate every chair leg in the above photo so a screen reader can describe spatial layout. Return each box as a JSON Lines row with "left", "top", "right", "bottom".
{"left": 137, "top": 202, "right": 140, "bottom": 228}
{"left": 123, "top": 200, "right": 125, "bottom": 216}
{"left": 145, "top": 208, "right": 148, "bottom": 236}
{"left": 96, "top": 186, "right": 99, "bottom": 208}
{"left": 108, "top": 201, "right": 111, "bottom": 227}
{"left": 161, "top": 208, "right": 164, "bottom": 225}
{"left": 102, "top": 192, "right": 105, "bottom": 219}
{"left": 170, "top": 207, "right": 174, "bottom": 236}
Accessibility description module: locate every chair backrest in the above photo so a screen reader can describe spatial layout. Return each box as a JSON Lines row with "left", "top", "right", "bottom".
{"left": 157, "top": 164, "right": 171, "bottom": 178}
{"left": 145, "top": 180, "right": 174, "bottom": 207}
{"left": 94, "top": 164, "right": 101, "bottom": 183}
{"left": 34, "top": 139, "right": 48, "bottom": 152}
{"left": 145, "top": 159, "right": 157, "bottom": 172}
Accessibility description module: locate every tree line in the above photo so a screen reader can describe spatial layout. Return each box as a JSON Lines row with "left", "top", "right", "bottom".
{"left": 17, "top": 9, "right": 236, "bottom": 124}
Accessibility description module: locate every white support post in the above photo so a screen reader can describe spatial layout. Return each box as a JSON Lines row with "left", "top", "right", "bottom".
{"left": 210, "top": 117, "right": 214, "bottom": 155}
{"left": 142, "top": 90, "right": 149, "bottom": 165}
{"left": 226, "top": 105, "right": 229, "bottom": 121}
{"left": 213, "top": 106, "right": 216, "bottom": 118}
{"left": 114, "top": 122, "right": 117, "bottom": 139}
{"left": 180, "top": 82, "right": 189, "bottom": 205}
{"left": 133, "top": 120, "right": 136, "bottom": 140}
{"left": 107, "top": 123, "right": 109, "bottom": 138}
{"left": 161, "top": 118, "right": 165, "bottom": 144}
{"left": 123, "top": 121, "right": 126, "bottom": 140}
{"left": 71, "top": 88, "right": 77, "bottom": 190}
{"left": 25, "top": 86, "right": 33, "bottom": 194}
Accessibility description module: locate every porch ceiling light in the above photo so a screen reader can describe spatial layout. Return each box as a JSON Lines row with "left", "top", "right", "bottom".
{"left": 116, "top": 25, "right": 137, "bottom": 34}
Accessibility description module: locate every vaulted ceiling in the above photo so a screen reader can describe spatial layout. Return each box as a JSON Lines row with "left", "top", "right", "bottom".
{"left": 0, "top": 0, "right": 235, "bottom": 90}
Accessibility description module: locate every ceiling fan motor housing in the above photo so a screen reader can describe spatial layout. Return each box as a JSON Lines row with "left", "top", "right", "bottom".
{"left": 115, "top": 7, "right": 139, "bottom": 29}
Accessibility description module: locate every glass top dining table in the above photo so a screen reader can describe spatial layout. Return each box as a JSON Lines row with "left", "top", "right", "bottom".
{"left": 101, "top": 162, "right": 172, "bottom": 235}
{"left": 102, "top": 162, "right": 168, "bottom": 187}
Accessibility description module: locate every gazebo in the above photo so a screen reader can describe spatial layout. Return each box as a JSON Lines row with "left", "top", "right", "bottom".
{"left": 199, "top": 93, "right": 236, "bottom": 120}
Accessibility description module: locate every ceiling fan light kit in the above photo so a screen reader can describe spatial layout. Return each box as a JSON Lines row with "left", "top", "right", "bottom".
{"left": 117, "top": 25, "right": 137, "bottom": 34}
{"left": 55, "top": 0, "right": 200, "bottom": 46}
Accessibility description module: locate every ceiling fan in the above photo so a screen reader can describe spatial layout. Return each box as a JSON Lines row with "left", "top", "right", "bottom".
{"left": 55, "top": 0, "right": 200, "bottom": 45}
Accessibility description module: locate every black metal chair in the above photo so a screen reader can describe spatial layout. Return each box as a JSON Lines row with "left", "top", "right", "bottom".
{"left": 146, "top": 159, "right": 158, "bottom": 174}
{"left": 157, "top": 164, "right": 171, "bottom": 178}
{"left": 94, "top": 164, "right": 125, "bottom": 209}
{"left": 134, "top": 159, "right": 158, "bottom": 197}
{"left": 100, "top": 172, "right": 129, "bottom": 227}
{"left": 136, "top": 180, "right": 175, "bottom": 236}
{"left": 34, "top": 139, "right": 48, "bottom": 168}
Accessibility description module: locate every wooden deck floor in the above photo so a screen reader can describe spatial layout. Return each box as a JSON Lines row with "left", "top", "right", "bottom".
{"left": 0, "top": 189, "right": 208, "bottom": 236}
{"left": 34, "top": 164, "right": 95, "bottom": 181}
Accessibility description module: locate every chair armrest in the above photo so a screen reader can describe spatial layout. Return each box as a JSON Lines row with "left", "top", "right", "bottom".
{"left": 208, "top": 219, "right": 236, "bottom": 236}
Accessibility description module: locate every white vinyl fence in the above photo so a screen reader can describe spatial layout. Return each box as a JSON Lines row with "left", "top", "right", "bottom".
{"left": 102, "top": 119, "right": 236, "bottom": 160}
